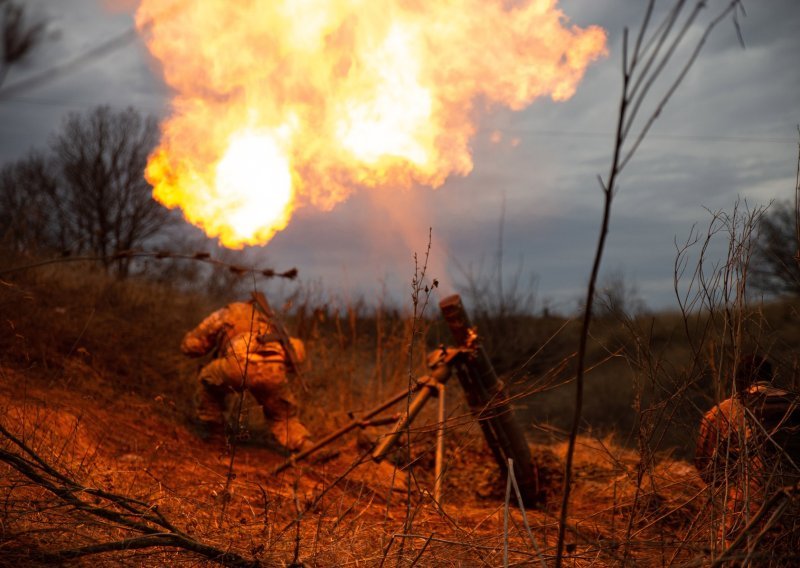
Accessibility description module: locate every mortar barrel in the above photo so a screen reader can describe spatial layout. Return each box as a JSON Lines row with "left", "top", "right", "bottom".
{"left": 438, "top": 294, "right": 540, "bottom": 506}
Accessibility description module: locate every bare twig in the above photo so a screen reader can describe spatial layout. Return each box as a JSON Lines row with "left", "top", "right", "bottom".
{"left": 38, "top": 533, "right": 258, "bottom": 566}
{"left": 504, "top": 457, "right": 512, "bottom": 568}
{"left": 402, "top": 228, "right": 437, "bottom": 542}
{"left": 392, "top": 533, "right": 545, "bottom": 559}
{"left": 704, "top": 488, "right": 794, "bottom": 567}
{"left": 408, "top": 533, "right": 434, "bottom": 567}
{"left": 555, "top": 2, "right": 744, "bottom": 565}
{"left": 508, "top": 458, "right": 547, "bottom": 568}
{"left": 0, "top": 439, "right": 262, "bottom": 567}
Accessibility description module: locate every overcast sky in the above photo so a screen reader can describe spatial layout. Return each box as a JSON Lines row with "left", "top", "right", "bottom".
{"left": 1, "top": 0, "right": 798, "bottom": 313}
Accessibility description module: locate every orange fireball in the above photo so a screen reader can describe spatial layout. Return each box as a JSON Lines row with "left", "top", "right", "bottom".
{"left": 135, "top": 0, "right": 606, "bottom": 248}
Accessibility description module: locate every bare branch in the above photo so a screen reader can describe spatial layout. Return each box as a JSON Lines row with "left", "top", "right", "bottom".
{"left": 0, "top": 429, "right": 265, "bottom": 567}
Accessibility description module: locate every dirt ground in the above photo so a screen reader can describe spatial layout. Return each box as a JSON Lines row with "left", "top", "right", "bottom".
{"left": 0, "top": 360, "right": 721, "bottom": 567}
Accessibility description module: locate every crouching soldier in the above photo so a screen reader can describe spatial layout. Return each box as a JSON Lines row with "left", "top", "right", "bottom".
{"left": 181, "top": 292, "right": 312, "bottom": 453}
{"left": 695, "top": 354, "right": 800, "bottom": 551}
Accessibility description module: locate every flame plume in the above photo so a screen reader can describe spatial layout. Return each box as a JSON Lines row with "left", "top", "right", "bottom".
{"left": 136, "top": 0, "right": 606, "bottom": 248}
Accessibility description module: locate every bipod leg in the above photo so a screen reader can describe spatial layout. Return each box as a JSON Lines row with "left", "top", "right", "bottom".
{"left": 371, "top": 376, "right": 437, "bottom": 461}
{"left": 372, "top": 349, "right": 459, "bottom": 464}
{"left": 272, "top": 384, "right": 420, "bottom": 475}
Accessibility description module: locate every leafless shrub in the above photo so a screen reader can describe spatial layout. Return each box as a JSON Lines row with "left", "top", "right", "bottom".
{"left": 595, "top": 268, "right": 648, "bottom": 320}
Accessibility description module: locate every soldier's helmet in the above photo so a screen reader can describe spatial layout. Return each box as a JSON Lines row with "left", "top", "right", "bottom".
{"left": 734, "top": 353, "right": 773, "bottom": 394}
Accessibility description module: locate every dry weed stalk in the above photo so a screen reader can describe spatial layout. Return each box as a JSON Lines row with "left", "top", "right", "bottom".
{"left": 400, "top": 228, "right": 437, "bottom": 546}
{"left": 556, "top": 1, "right": 744, "bottom": 565}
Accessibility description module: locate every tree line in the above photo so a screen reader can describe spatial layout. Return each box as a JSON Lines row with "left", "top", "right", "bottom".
{"left": 0, "top": 106, "right": 173, "bottom": 276}
{"left": 751, "top": 198, "right": 800, "bottom": 297}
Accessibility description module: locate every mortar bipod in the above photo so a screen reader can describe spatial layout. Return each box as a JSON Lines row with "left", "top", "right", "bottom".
{"left": 272, "top": 345, "right": 468, "bottom": 499}
{"left": 371, "top": 346, "right": 467, "bottom": 502}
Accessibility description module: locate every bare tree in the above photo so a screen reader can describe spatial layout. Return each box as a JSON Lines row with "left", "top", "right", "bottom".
{"left": 750, "top": 200, "right": 800, "bottom": 297}
{"left": 51, "top": 105, "right": 172, "bottom": 276}
{"left": 595, "top": 268, "right": 647, "bottom": 319}
{"left": 0, "top": 0, "right": 46, "bottom": 88}
{"left": 0, "top": 106, "right": 173, "bottom": 276}
{"left": 0, "top": 152, "right": 66, "bottom": 251}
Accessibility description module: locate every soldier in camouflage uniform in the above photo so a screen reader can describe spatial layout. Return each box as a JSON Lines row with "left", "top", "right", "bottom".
{"left": 695, "top": 355, "right": 800, "bottom": 550}
{"left": 182, "top": 298, "right": 312, "bottom": 453}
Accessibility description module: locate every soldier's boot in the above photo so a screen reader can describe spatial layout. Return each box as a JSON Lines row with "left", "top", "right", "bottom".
{"left": 257, "top": 387, "right": 316, "bottom": 454}
{"left": 267, "top": 416, "right": 339, "bottom": 461}
{"left": 194, "top": 382, "right": 228, "bottom": 443}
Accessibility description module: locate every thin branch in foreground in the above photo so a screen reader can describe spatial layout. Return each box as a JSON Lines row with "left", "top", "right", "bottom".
{"left": 0, "top": 427, "right": 265, "bottom": 567}
{"left": 37, "top": 533, "right": 260, "bottom": 567}
{"left": 554, "top": 1, "right": 744, "bottom": 566}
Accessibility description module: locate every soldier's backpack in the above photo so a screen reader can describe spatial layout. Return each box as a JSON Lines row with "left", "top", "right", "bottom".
{"left": 746, "top": 384, "right": 800, "bottom": 463}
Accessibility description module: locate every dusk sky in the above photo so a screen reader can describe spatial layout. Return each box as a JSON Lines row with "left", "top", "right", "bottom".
{"left": 1, "top": 0, "right": 798, "bottom": 313}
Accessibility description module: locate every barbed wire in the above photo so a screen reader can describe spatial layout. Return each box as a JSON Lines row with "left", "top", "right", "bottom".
{"left": 0, "top": 248, "right": 298, "bottom": 280}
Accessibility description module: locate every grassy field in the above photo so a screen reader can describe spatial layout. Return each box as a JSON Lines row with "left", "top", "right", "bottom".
{"left": 1, "top": 250, "right": 799, "bottom": 566}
